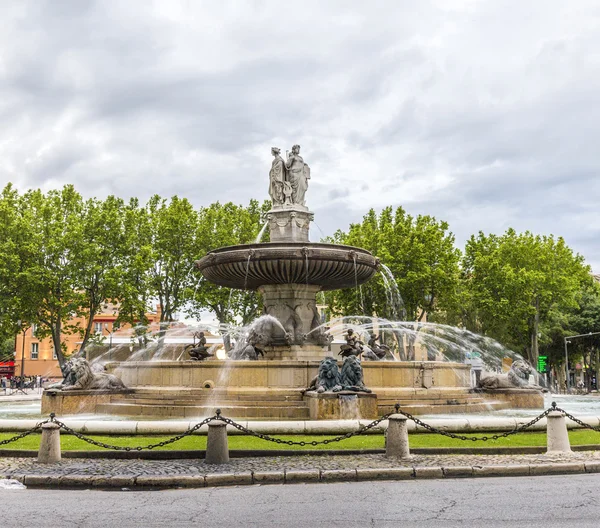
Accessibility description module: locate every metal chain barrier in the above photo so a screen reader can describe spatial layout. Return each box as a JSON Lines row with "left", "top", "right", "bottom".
{"left": 550, "top": 401, "right": 600, "bottom": 432}
{"left": 212, "top": 408, "right": 393, "bottom": 446}
{"left": 48, "top": 413, "right": 218, "bottom": 451}
{"left": 0, "top": 418, "right": 51, "bottom": 447}
{"left": 5, "top": 401, "right": 599, "bottom": 451}
{"left": 391, "top": 403, "right": 554, "bottom": 442}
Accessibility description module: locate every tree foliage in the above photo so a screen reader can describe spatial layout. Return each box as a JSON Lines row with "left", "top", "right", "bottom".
{"left": 460, "top": 229, "right": 592, "bottom": 366}
{"left": 187, "top": 199, "right": 271, "bottom": 326}
{"left": 325, "top": 206, "right": 461, "bottom": 322}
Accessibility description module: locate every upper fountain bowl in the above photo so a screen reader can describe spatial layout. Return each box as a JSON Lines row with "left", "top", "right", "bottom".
{"left": 195, "top": 242, "right": 379, "bottom": 291}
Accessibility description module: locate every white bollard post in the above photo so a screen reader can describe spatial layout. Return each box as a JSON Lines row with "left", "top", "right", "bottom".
{"left": 205, "top": 420, "right": 229, "bottom": 464}
{"left": 546, "top": 411, "right": 572, "bottom": 454}
{"left": 386, "top": 414, "right": 411, "bottom": 458}
{"left": 38, "top": 422, "right": 61, "bottom": 463}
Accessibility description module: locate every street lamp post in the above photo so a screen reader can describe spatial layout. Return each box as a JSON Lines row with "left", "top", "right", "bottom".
{"left": 564, "top": 337, "right": 570, "bottom": 393}
{"left": 15, "top": 319, "right": 27, "bottom": 394}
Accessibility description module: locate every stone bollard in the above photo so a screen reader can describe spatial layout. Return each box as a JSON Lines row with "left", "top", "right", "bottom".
{"left": 546, "top": 411, "right": 572, "bottom": 454}
{"left": 386, "top": 414, "right": 411, "bottom": 458}
{"left": 38, "top": 422, "right": 61, "bottom": 463}
{"left": 205, "top": 421, "right": 229, "bottom": 464}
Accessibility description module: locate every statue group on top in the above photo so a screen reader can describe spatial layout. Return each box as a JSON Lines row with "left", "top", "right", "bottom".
{"left": 269, "top": 144, "right": 310, "bottom": 207}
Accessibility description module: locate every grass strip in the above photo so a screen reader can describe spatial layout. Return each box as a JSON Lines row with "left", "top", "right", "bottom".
{"left": 1, "top": 429, "right": 600, "bottom": 451}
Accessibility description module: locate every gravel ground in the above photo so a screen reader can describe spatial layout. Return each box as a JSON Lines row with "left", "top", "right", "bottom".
{"left": 1, "top": 450, "right": 600, "bottom": 478}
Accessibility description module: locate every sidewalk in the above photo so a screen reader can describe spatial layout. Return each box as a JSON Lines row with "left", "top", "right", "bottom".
{"left": 0, "top": 391, "right": 42, "bottom": 403}
{"left": 2, "top": 450, "right": 600, "bottom": 489}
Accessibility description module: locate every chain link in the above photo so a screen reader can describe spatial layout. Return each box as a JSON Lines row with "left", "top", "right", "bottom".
{"left": 49, "top": 414, "right": 218, "bottom": 451}
{"left": 551, "top": 403, "right": 600, "bottom": 432}
{"left": 0, "top": 419, "right": 51, "bottom": 447}
{"left": 5, "top": 402, "right": 592, "bottom": 451}
{"left": 391, "top": 403, "right": 554, "bottom": 442}
{"left": 214, "top": 411, "right": 393, "bottom": 446}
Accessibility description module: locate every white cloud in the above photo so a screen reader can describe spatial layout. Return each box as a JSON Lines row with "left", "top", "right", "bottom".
{"left": 0, "top": 0, "right": 599, "bottom": 270}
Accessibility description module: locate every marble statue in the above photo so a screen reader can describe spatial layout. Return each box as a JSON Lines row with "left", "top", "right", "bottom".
{"left": 47, "top": 357, "right": 127, "bottom": 391}
{"left": 285, "top": 144, "right": 310, "bottom": 206}
{"left": 477, "top": 359, "right": 545, "bottom": 390}
{"left": 269, "top": 147, "right": 288, "bottom": 207}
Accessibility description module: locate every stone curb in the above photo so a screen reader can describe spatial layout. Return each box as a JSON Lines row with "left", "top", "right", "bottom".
{"left": 3, "top": 415, "right": 600, "bottom": 434}
{"left": 3, "top": 462, "right": 600, "bottom": 489}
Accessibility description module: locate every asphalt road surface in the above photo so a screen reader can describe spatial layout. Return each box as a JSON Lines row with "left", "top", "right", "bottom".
{"left": 2, "top": 474, "right": 599, "bottom": 527}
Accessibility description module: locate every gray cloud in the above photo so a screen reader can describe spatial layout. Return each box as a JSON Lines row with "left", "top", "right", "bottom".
{"left": 1, "top": 0, "right": 599, "bottom": 271}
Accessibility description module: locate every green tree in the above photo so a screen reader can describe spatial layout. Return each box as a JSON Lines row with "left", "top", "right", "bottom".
{"left": 18, "top": 186, "right": 88, "bottom": 368}
{"left": 325, "top": 206, "right": 461, "bottom": 358}
{"left": 0, "top": 336, "right": 14, "bottom": 362}
{"left": 146, "top": 195, "right": 200, "bottom": 330}
{"left": 461, "top": 229, "right": 591, "bottom": 366}
{"left": 540, "top": 279, "right": 600, "bottom": 389}
{"left": 0, "top": 184, "right": 23, "bottom": 336}
{"left": 75, "top": 195, "right": 127, "bottom": 352}
{"left": 114, "top": 198, "right": 154, "bottom": 334}
{"left": 188, "top": 200, "right": 271, "bottom": 329}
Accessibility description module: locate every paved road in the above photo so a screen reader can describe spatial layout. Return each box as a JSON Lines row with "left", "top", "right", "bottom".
{"left": 2, "top": 474, "right": 599, "bottom": 527}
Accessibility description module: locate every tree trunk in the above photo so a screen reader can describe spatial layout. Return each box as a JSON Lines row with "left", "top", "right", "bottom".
{"left": 51, "top": 319, "right": 66, "bottom": 372}
{"left": 78, "top": 300, "right": 98, "bottom": 355}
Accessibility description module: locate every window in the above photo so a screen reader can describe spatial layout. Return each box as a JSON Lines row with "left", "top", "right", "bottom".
{"left": 94, "top": 322, "right": 103, "bottom": 334}
{"left": 30, "top": 343, "right": 39, "bottom": 360}
{"left": 31, "top": 323, "right": 36, "bottom": 336}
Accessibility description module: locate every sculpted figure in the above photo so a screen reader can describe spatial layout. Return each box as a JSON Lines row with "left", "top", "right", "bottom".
{"left": 285, "top": 144, "right": 310, "bottom": 206}
{"left": 339, "top": 329, "right": 364, "bottom": 358}
{"left": 229, "top": 342, "right": 264, "bottom": 360}
{"left": 365, "top": 333, "right": 391, "bottom": 361}
{"left": 268, "top": 147, "right": 288, "bottom": 206}
{"left": 307, "top": 356, "right": 342, "bottom": 393}
{"left": 186, "top": 331, "right": 213, "bottom": 361}
{"left": 478, "top": 359, "right": 545, "bottom": 390}
{"left": 47, "top": 357, "right": 127, "bottom": 391}
{"left": 339, "top": 356, "right": 372, "bottom": 393}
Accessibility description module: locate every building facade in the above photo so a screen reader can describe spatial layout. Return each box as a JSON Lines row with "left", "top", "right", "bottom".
{"left": 13, "top": 303, "right": 161, "bottom": 380}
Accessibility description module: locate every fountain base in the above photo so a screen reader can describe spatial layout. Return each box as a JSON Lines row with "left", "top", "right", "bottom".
{"left": 303, "top": 391, "right": 378, "bottom": 420}
{"left": 39, "top": 360, "right": 520, "bottom": 419}
{"left": 474, "top": 388, "right": 545, "bottom": 409}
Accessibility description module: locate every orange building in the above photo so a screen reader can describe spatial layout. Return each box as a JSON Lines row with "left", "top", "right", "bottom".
{"left": 13, "top": 303, "right": 161, "bottom": 381}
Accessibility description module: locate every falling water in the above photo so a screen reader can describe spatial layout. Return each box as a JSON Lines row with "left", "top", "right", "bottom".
{"left": 379, "top": 264, "right": 406, "bottom": 320}
{"left": 352, "top": 254, "right": 365, "bottom": 314}
{"left": 254, "top": 220, "right": 269, "bottom": 243}
{"left": 243, "top": 250, "right": 254, "bottom": 291}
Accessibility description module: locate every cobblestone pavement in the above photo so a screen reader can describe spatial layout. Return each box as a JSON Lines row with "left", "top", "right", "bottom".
{"left": 1, "top": 451, "right": 600, "bottom": 479}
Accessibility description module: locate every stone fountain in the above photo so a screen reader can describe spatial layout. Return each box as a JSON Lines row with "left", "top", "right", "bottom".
{"left": 196, "top": 144, "right": 379, "bottom": 360}
{"left": 43, "top": 144, "right": 537, "bottom": 420}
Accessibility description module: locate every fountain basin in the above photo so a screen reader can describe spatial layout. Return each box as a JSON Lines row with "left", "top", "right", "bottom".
{"left": 195, "top": 242, "right": 379, "bottom": 290}
{"left": 39, "top": 360, "right": 519, "bottom": 421}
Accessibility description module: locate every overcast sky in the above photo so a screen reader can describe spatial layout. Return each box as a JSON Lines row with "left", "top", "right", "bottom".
{"left": 1, "top": 0, "right": 599, "bottom": 271}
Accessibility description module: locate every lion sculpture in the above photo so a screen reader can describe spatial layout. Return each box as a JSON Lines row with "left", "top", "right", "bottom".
{"left": 307, "top": 356, "right": 342, "bottom": 393}
{"left": 48, "top": 357, "right": 127, "bottom": 391}
{"left": 339, "top": 356, "right": 372, "bottom": 393}
{"left": 478, "top": 359, "right": 543, "bottom": 391}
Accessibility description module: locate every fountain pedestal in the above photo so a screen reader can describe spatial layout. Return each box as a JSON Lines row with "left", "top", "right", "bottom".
{"left": 259, "top": 284, "right": 329, "bottom": 348}
{"left": 303, "top": 391, "right": 378, "bottom": 420}
{"left": 267, "top": 206, "right": 313, "bottom": 243}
